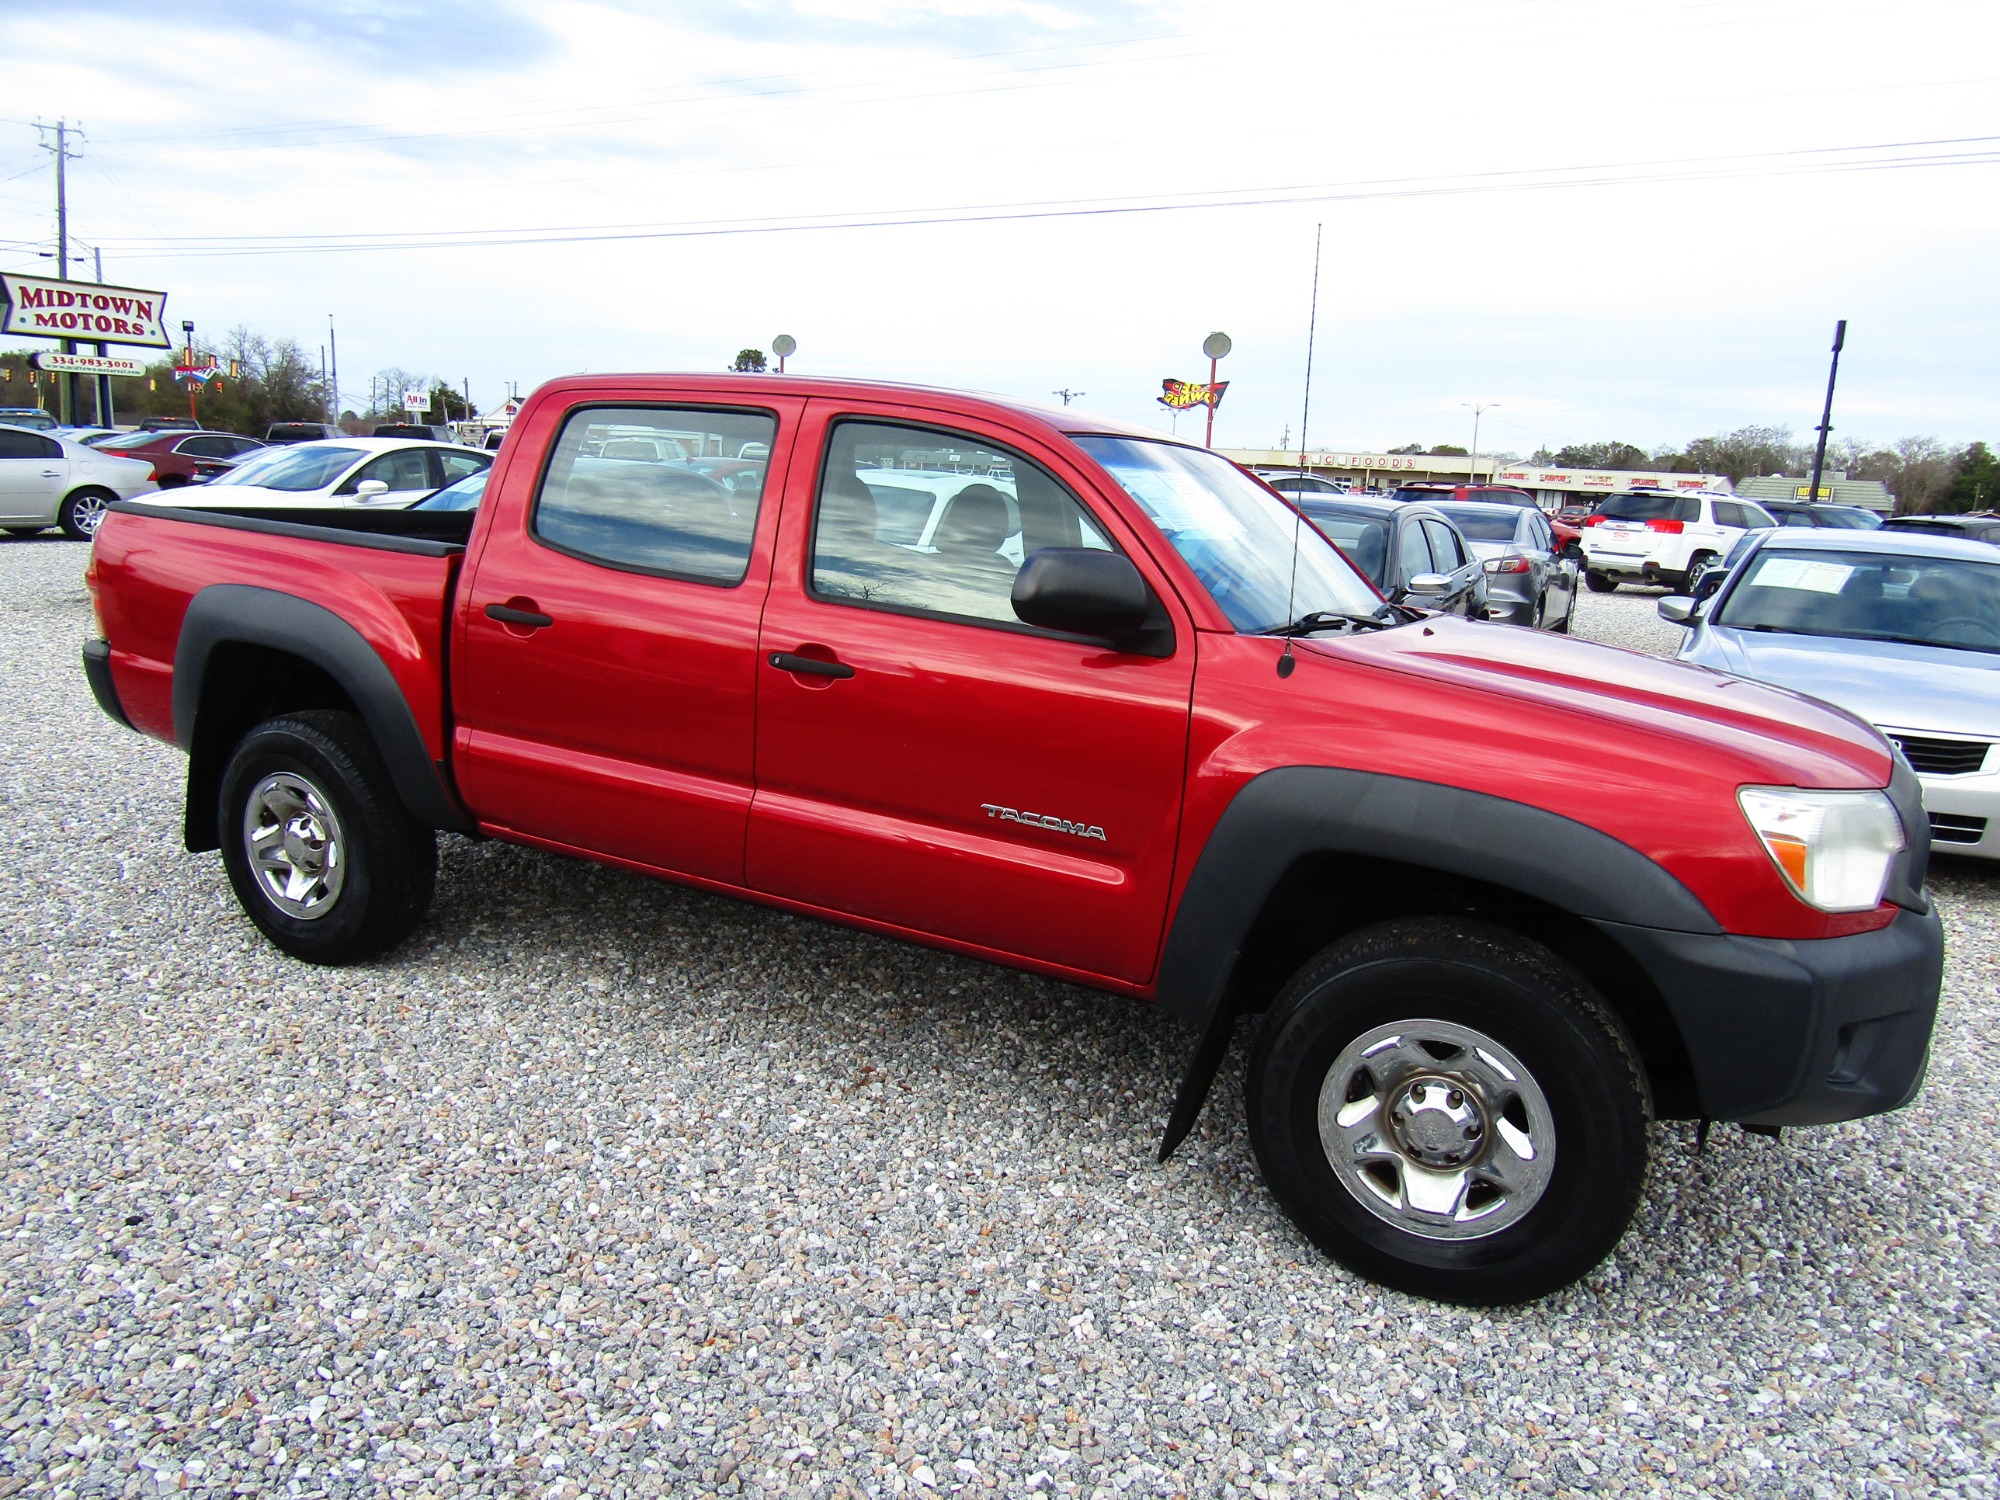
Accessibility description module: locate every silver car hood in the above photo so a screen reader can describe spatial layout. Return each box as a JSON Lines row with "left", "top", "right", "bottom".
{"left": 1692, "top": 627, "right": 2000, "bottom": 738}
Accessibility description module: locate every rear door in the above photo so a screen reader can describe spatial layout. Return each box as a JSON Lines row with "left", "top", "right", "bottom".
{"left": 0, "top": 430, "right": 67, "bottom": 522}
{"left": 452, "top": 393, "right": 803, "bottom": 883}
{"left": 746, "top": 402, "right": 1196, "bottom": 984}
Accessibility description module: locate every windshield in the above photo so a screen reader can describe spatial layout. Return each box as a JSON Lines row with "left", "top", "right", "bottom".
{"left": 94, "top": 431, "right": 163, "bottom": 451}
{"left": 414, "top": 469, "right": 488, "bottom": 510}
{"left": 210, "top": 444, "right": 362, "bottom": 492}
{"left": 1074, "top": 437, "right": 1382, "bottom": 630}
{"left": 1716, "top": 548, "right": 2000, "bottom": 653}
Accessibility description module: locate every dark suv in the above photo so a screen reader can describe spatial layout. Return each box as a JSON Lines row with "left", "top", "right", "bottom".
{"left": 264, "top": 422, "right": 341, "bottom": 445}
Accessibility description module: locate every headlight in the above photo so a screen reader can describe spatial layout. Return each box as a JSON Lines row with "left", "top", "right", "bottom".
{"left": 1737, "top": 787, "right": 1904, "bottom": 913}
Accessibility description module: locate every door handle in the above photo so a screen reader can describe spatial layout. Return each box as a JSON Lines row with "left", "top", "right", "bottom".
{"left": 485, "top": 602, "right": 554, "bottom": 628}
{"left": 768, "top": 651, "right": 855, "bottom": 679}
{"left": 42, "top": 470, "right": 61, "bottom": 477}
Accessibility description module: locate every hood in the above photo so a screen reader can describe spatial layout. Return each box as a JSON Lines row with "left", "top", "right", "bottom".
{"left": 1303, "top": 614, "right": 1892, "bottom": 788}
{"left": 1697, "top": 627, "right": 2000, "bottom": 739}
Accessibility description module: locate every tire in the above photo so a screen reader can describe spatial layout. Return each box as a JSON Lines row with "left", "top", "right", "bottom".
{"left": 217, "top": 710, "right": 437, "bottom": 964}
{"left": 1583, "top": 570, "right": 1619, "bottom": 594}
{"left": 1246, "top": 918, "right": 1650, "bottom": 1305}
{"left": 1683, "top": 553, "right": 1718, "bottom": 597}
{"left": 58, "top": 488, "right": 115, "bottom": 541}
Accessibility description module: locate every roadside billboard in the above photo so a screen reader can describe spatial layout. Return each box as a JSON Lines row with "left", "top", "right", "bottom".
{"left": 1, "top": 273, "right": 172, "bottom": 347}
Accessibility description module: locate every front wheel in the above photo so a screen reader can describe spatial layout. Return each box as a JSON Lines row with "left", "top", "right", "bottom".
{"left": 217, "top": 711, "right": 437, "bottom": 964}
{"left": 1583, "top": 569, "right": 1619, "bottom": 593}
{"left": 1684, "top": 553, "right": 1718, "bottom": 597}
{"left": 59, "top": 488, "right": 115, "bottom": 541}
{"left": 1246, "top": 918, "right": 1650, "bottom": 1304}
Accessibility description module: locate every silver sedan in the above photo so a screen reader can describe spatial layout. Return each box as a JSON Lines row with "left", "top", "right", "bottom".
{"left": 1660, "top": 528, "right": 2000, "bottom": 858}
{"left": 1432, "top": 501, "right": 1578, "bottom": 631}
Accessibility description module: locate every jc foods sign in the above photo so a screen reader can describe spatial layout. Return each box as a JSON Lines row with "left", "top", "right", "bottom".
{"left": 1, "top": 273, "right": 171, "bottom": 348}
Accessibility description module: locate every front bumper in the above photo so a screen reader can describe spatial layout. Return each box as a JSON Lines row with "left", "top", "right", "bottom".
{"left": 1592, "top": 903, "right": 1944, "bottom": 1127}
{"left": 1913, "top": 768, "right": 2000, "bottom": 859}
{"left": 82, "top": 638, "right": 133, "bottom": 731}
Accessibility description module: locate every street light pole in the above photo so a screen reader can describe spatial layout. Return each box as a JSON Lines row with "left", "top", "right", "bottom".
{"left": 1464, "top": 402, "right": 1499, "bottom": 488}
{"left": 1807, "top": 320, "right": 1847, "bottom": 507}
{"left": 1202, "top": 331, "right": 1232, "bottom": 449}
{"left": 181, "top": 318, "right": 197, "bottom": 424}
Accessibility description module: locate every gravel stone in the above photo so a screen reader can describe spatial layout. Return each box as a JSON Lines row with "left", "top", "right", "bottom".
{"left": 2, "top": 538, "right": 1995, "bottom": 1497}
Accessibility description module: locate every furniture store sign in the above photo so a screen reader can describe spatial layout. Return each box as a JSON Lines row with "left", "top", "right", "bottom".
{"left": 1, "top": 273, "right": 172, "bottom": 348}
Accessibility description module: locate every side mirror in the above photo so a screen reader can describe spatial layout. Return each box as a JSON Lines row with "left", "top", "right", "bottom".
{"left": 1012, "top": 548, "right": 1163, "bottom": 652}
{"left": 1404, "top": 572, "right": 1453, "bottom": 596}
{"left": 353, "top": 479, "right": 391, "bottom": 500}
{"left": 1657, "top": 595, "right": 1699, "bottom": 625}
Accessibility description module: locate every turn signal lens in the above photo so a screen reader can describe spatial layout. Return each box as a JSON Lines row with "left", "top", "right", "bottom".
{"left": 1738, "top": 787, "right": 1904, "bottom": 912}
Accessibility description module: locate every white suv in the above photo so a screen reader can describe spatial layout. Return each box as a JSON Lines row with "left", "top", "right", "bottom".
{"left": 1581, "top": 490, "right": 1777, "bottom": 594}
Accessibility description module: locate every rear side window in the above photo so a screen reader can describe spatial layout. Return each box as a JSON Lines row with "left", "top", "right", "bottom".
{"left": 811, "top": 419, "right": 1112, "bottom": 627}
{"left": 0, "top": 429, "right": 59, "bottom": 460}
{"left": 533, "top": 406, "right": 775, "bottom": 585}
{"left": 1422, "top": 519, "right": 1466, "bottom": 569}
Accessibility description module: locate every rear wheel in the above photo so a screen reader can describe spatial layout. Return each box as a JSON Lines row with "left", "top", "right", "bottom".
{"left": 217, "top": 711, "right": 436, "bottom": 964}
{"left": 58, "top": 488, "right": 114, "bottom": 540}
{"left": 1583, "top": 570, "right": 1619, "bottom": 593}
{"left": 1246, "top": 918, "right": 1650, "bottom": 1305}
{"left": 1683, "top": 552, "right": 1719, "bottom": 597}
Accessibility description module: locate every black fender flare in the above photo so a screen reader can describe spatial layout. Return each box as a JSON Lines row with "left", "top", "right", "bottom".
{"left": 1153, "top": 766, "right": 1718, "bottom": 1159}
{"left": 174, "top": 584, "right": 473, "bottom": 842}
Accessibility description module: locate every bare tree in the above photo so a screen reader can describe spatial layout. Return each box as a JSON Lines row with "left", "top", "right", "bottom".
{"left": 1891, "top": 436, "right": 1957, "bottom": 514}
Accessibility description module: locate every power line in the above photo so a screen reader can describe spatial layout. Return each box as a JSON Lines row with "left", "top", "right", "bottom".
{"left": 91, "top": 132, "right": 2000, "bottom": 261}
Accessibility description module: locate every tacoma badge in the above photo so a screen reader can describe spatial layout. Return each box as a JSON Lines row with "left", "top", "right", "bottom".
{"left": 980, "top": 803, "right": 1108, "bottom": 842}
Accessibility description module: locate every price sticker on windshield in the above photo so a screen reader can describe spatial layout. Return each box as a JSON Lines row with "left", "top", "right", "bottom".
{"left": 1754, "top": 558, "right": 1854, "bottom": 594}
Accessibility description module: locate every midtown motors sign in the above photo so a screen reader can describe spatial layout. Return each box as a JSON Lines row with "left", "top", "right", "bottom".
{"left": 0, "top": 274, "right": 171, "bottom": 348}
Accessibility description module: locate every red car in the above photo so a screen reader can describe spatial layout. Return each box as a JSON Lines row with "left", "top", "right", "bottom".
{"left": 83, "top": 374, "right": 1942, "bottom": 1305}
{"left": 92, "top": 428, "right": 265, "bottom": 488}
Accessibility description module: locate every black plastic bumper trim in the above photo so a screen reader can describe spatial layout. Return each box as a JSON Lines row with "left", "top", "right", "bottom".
{"left": 81, "top": 638, "right": 133, "bottom": 731}
{"left": 1591, "top": 904, "right": 1944, "bottom": 1126}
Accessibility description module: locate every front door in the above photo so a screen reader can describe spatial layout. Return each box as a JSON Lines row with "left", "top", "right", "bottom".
{"left": 746, "top": 406, "right": 1196, "bottom": 985}
{"left": 453, "top": 395, "right": 801, "bottom": 882}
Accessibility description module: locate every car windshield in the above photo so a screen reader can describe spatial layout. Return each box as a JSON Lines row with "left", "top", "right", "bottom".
{"left": 210, "top": 444, "right": 361, "bottom": 492}
{"left": 1819, "top": 506, "right": 1884, "bottom": 529}
{"left": 95, "top": 430, "right": 168, "bottom": 451}
{"left": 1715, "top": 548, "right": 2000, "bottom": 654}
{"left": 413, "top": 469, "right": 488, "bottom": 510}
{"left": 1433, "top": 505, "right": 1520, "bottom": 542}
{"left": 1073, "top": 436, "right": 1383, "bottom": 630}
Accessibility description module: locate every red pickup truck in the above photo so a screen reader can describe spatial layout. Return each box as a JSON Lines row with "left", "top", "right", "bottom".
{"left": 82, "top": 374, "right": 1943, "bottom": 1304}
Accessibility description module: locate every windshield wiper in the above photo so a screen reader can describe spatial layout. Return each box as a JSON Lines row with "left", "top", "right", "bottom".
{"left": 1263, "top": 609, "right": 1395, "bottom": 637}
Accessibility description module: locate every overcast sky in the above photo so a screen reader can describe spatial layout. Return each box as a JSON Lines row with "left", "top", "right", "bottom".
{"left": 3, "top": 0, "right": 1995, "bottom": 456}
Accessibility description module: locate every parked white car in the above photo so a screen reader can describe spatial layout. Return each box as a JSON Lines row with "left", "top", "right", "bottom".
{"left": 1582, "top": 489, "right": 1777, "bottom": 594}
{"left": 0, "top": 424, "right": 159, "bottom": 539}
{"left": 152, "top": 437, "right": 491, "bottom": 510}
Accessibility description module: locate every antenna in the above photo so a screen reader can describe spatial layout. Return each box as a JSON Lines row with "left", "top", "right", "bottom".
{"left": 1278, "top": 223, "right": 1324, "bottom": 680}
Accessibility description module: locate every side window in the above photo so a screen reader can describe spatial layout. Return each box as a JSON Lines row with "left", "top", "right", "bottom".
{"left": 177, "top": 435, "right": 230, "bottom": 458}
{"left": 346, "top": 447, "right": 434, "bottom": 494}
{"left": 534, "top": 405, "right": 774, "bottom": 585}
{"left": 1742, "top": 503, "right": 1778, "bottom": 530}
{"left": 1676, "top": 496, "right": 1703, "bottom": 524}
{"left": 1398, "top": 520, "right": 1435, "bottom": 578}
{"left": 1422, "top": 519, "right": 1464, "bottom": 570}
{"left": 0, "top": 430, "right": 50, "bottom": 461}
{"left": 1711, "top": 501, "right": 1741, "bottom": 528}
{"left": 811, "top": 419, "right": 1114, "bottom": 627}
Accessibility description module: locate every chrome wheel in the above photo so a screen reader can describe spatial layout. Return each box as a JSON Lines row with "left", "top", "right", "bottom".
{"left": 1317, "top": 1019, "right": 1555, "bottom": 1240}
{"left": 241, "top": 771, "right": 346, "bottom": 919}
{"left": 66, "top": 492, "right": 110, "bottom": 537}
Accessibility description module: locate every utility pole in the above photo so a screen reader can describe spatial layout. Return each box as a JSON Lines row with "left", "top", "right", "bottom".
{"left": 1051, "top": 388, "right": 1086, "bottom": 406}
{"left": 41, "top": 120, "right": 84, "bottom": 425}
{"left": 327, "top": 315, "right": 340, "bottom": 430}
{"left": 1807, "top": 320, "right": 1847, "bottom": 508}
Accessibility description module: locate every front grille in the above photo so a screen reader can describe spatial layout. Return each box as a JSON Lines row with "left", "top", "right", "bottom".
{"left": 1891, "top": 735, "right": 1991, "bottom": 776}
{"left": 1930, "top": 813, "right": 1989, "bottom": 845}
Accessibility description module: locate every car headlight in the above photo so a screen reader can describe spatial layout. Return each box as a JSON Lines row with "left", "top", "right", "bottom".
{"left": 1737, "top": 787, "right": 1905, "bottom": 913}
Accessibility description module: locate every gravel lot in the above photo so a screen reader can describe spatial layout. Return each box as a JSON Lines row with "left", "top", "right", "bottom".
{"left": 2, "top": 541, "right": 1995, "bottom": 1499}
